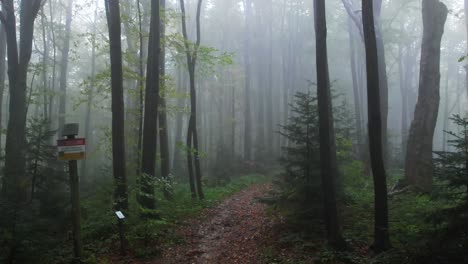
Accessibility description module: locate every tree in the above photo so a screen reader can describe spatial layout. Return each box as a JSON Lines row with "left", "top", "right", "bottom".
{"left": 362, "top": 0, "right": 390, "bottom": 252}
{"left": 105, "top": 0, "right": 128, "bottom": 211}
{"left": 313, "top": 0, "right": 345, "bottom": 249}
{"left": 159, "top": 0, "right": 171, "bottom": 199}
{"left": 465, "top": 0, "right": 468, "bottom": 95}
{"left": 243, "top": 0, "right": 252, "bottom": 161}
{"left": 0, "top": 0, "right": 43, "bottom": 201}
{"left": 179, "top": 0, "right": 205, "bottom": 200}
{"left": 140, "top": 0, "right": 161, "bottom": 210}
{"left": 405, "top": 0, "right": 448, "bottom": 189}
{"left": 0, "top": 11, "right": 6, "bottom": 155}
{"left": 0, "top": 0, "right": 43, "bottom": 261}
{"left": 57, "top": 0, "right": 73, "bottom": 135}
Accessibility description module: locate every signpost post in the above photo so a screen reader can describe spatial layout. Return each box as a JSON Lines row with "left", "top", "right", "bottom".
{"left": 115, "top": 211, "right": 126, "bottom": 255}
{"left": 59, "top": 123, "right": 84, "bottom": 264}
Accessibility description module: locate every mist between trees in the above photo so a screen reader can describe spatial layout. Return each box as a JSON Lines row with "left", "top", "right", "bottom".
{"left": 0, "top": 0, "right": 467, "bottom": 263}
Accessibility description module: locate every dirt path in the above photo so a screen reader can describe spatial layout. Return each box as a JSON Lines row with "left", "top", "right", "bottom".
{"left": 154, "top": 183, "right": 274, "bottom": 264}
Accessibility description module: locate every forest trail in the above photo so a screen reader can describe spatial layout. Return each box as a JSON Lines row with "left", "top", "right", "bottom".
{"left": 153, "top": 183, "right": 274, "bottom": 264}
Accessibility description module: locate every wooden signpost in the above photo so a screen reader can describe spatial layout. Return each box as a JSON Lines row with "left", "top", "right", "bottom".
{"left": 58, "top": 123, "right": 84, "bottom": 264}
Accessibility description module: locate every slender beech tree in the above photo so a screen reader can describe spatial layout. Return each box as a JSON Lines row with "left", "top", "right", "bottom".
{"left": 362, "top": 0, "right": 390, "bottom": 252}
{"left": 405, "top": 0, "right": 448, "bottom": 189}
{"left": 243, "top": 0, "right": 252, "bottom": 161}
{"left": 105, "top": 0, "right": 128, "bottom": 211}
{"left": 0, "top": 14, "right": 6, "bottom": 155}
{"left": 159, "top": 0, "right": 171, "bottom": 199}
{"left": 313, "top": 0, "right": 345, "bottom": 249}
{"left": 465, "top": 0, "right": 468, "bottom": 94}
{"left": 180, "top": 0, "right": 204, "bottom": 200}
{"left": 81, "top": 0, "right": 98, "bottom": 185}
{"left": 57, "top": 0, "right": 73, "bottom": 135}
{"left": 140, "top": 0, "right": 161, "bottom": 210}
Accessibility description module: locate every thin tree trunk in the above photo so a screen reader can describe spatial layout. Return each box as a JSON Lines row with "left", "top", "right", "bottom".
{"left": 373, "top": 0, "right": 389, "bottom": 160}
{"left": 159, "top": 0, "right": 171, "bottom": 199}
{"left": 398, "top": 37, "right": 409, "bottom": 159}
{"left": 81, "top": 1, "right": 98, "bottom": 185}
{"left": 405, "top": 0, "right": 448, "bottom": 189}
{"left": 40, "top": 9, "right": 48, "bottom": 120}
{"left": 0, "top": 13, "right": 6, "bottom": 157}
{"left": 465, "top": 0, "right": 468, "bottom": 95}
{"left": 347, "top": 18, "right": 363, "bottom": 159}
{"left": 180, "top": 0, "right": 204, "bottom": 200}
{"left": 57, "top": 0, "right": 73, "bottom": 135}
{"left": 243, "top": 0, "right": 252, "bottom": 161}
{"left": 362, "top": 0, "right": 390, "bottom": 252}
{"left": 314, "top": 0, "right": 345, "bottom": 249}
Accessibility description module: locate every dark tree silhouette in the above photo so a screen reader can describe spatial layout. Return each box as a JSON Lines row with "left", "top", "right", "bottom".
{"left": 313, "top": 0, "right": 345, "bottom": 249}
{"left": 362, "top": 0, "right": 390, "bottom": 252}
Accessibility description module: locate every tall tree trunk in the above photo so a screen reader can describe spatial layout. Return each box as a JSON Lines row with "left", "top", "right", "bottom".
{"left": 81, "top": 1, "right": 98, "bottom": 185}
{"left": 465, "top": 0, "right": 468, "bottom": 95}
{"left": 57, "top": 0, "right": 73, "bottom": 135}
{"left": 1, "top": 0, "right": 42, "bottom": 201}
{"left": 405, "top": 0, "right": 448, "bottom": 189}
{"left": 48, "top": 0, "right": 57, "bottom": 132}
{"left": 314, "top": 0, "right": 345, "bottom": 249}
{"left": 180, "top": 0, "right": 204, "bottom": 200}
{"left": 347, "top": 18, "right": 363, "bottom": 159}
{"left": 140, "top": 0, "right": 161, "bottom": 211}
{"left": 0, "top": 14, "right": 6, "bottom": 157}
{"left": 40, "top": 9, "right": 48, "bottom": 120}
{"left": 159, "top": 0, "right": 171, "bottom": 199}
{"left": 373, "top": 0, "right": 389, "bottom": 160}
{"left": 398, "top": 38, "right": 409, "bottom": 160}
{"left": 172, "top": 68, "right": 186, "bottom": 176}
{"left": 0, "top": 1, "right": 43, "bottom": 260}
{"left": 135, "top": 0, "right": 145, "bottom": 177}
{"left": 105, "top": 0, "right": 128, "bottom": 212}
{"left": 362, "top": 0, "right": 390, "bottom": 253}
{"left": 243, "top": 0, "right": 252, "bottom": 161}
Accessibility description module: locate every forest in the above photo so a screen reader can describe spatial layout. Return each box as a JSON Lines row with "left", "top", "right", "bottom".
{"left": 0, "top": 0, "right": 467, "bottom": 263}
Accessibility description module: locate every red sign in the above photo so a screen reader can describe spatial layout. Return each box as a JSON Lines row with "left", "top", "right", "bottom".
{"left": 57, "top": 138, "right": 86, "bottom": 161}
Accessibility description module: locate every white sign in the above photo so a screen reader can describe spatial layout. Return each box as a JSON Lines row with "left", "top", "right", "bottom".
{"left": 115, "top": 211, "right": 125, "bottom": 219}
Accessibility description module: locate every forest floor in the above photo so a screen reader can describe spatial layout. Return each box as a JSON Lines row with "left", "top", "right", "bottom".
{"left": 152, "top": 183, "right": 274, "bottom": 264}
{"left": 104, "top": 183, "right": 278, "bottom": 264}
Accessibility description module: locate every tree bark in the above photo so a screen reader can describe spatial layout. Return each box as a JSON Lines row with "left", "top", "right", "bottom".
{"left": 0, "top": 13, "right": 6, "bottom": 157}
{"left": 140, "top": 0, "right": 161, "bottom": 210}
{"left": 465, "top": 0, "right": 468, "bottom": 95}
{"left": 159, "top": 0, "right": 171, "bottom": 199}
{"left": 362, "top": 0, "right": 390, "bottom": 252}
{"left": 81, "top": 1, "right": 98, "bottom": 186}
{"left": 105, "top": 0, "right": 128, "bottom": 211}
{"left": 314, "top": 0, "right": 345, "bottom": 249}
{"left": 243, "top": 0, "right": 252, "bottom": 161}
{"left": 405, "top": 0, "right": 447, "bottom": 189}
{"left": 1, "top": 0, "right": 42, "bottom": 201}
{"left": 347, "top": 18, "right": 363, "bottom": 159}
{"left": 180, "top": 0, "right": 204, "bottom": 200}
{"left": 57, "top": 0, "right": 73, "bottom": 135}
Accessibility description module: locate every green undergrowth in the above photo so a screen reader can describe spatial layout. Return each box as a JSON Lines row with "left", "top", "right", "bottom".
{"left": 263, "top": 165, "right": 448, "bottom": 264}
{"left": 78, "top": 173, "right": 270, "bottom": 263}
